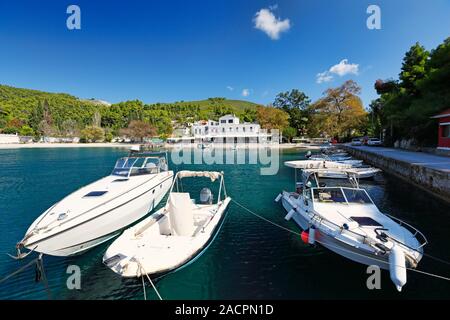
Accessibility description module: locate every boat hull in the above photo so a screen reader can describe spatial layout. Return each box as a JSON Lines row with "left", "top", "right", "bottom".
{"left": 23, "top": 173, "right": 174, "bottom": 257}
{"left": 281, "top": 193, "right": 391, "bottom": 270}
{"left": 104, "top": 197, "right": 231, "bottom": 278}
{"left": 147, "top": 198, "right": 231, "bottom": 279}
{"left": 316, "top": 169, "right": 379, "bottom": 179}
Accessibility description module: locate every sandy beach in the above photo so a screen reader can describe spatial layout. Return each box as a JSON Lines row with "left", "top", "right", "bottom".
{"left": 0, "top": 142, "right": 132, "bottom": 149}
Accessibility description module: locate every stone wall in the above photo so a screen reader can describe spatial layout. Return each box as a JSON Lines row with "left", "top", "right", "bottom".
{"left": 342, "top": 146, "right": 450, "bottom": 204}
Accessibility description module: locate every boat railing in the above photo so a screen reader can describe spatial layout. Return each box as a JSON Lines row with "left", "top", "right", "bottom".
{"left": 309, "top": 210, "right": 427, "bottom": 251}
{"left": 308, "top": 211, "right": 369, "bottom": 244}
{"left": 385, "top": 214, "right": 428, "bottom": 249}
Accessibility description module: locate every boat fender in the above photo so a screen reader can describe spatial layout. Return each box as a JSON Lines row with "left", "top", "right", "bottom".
{"left": 300, "top": 231, "right": 309, "bottom": 244}
{"left": 308, "top": 227, "right": 316, "bottom": 245}
{"left": 389, "top": 245, "right": 407, "bottom": 292}
{"left": 284, "top": 209, "right": 296, "bottom": 221}
{"left": 274, "top": 194, "right": 282, "bottom": 203}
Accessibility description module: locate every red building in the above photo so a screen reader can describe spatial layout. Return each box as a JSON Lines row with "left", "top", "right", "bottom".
{"left": 431, "top": 108, "right": 450, "bottom": 150}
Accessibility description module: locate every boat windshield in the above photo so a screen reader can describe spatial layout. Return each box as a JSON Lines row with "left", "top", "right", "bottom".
{"left": 111, "top": 156, "right": 167, "bottom": 177}
{"left": 312, "top": 188, "right": 373, "bottom": 204}
{"left": 342, "top": 188, "right": 373, "bottom": 204}
{"left": 313, "top": 188, "right": 347, "bottom": 203}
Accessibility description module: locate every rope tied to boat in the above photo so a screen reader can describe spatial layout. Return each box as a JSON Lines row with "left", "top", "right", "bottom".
{"left": 0, "top": 253, "right": 52, "bottom": 299}
{"left": 231, "top": 198, "right": 450, "bottom": 283}
{"left": 133, "top": 258, "right": 163, "bottom": 301}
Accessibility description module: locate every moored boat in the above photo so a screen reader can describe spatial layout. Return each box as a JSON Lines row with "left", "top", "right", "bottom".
{"left": 276, "top": 168, "right": 427, "bottom": 291}
{"left": 103, "top": 170, "right": 231, "bottom": 278}
{"left": 14, "top": 148, "right": 174, "bottom": 258}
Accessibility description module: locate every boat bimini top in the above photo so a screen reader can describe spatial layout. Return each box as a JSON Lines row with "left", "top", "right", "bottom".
{"left": 171, "top": 170, "right": 227, "bottom": 202}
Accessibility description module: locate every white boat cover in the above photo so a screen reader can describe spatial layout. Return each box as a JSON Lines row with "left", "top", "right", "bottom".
{"left": 177, "top": 170, "right": 222, "bottom": 181}
{"left": 285, "top": 160, "right": 354, "bottom": 169}
{"left": 168, "top": 192, "right": 194, "bottom": 236}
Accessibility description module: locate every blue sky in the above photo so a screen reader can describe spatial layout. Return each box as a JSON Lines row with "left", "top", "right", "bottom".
{"left": 0, "top": 0, "right": 449, "bottom": 108}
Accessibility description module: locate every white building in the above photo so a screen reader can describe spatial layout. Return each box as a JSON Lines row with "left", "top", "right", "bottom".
{"left": 190, "top": 114, "right": 271, "bottom": 143}
{"left": 0, "top": 133, "right": 20, "bottom": 144}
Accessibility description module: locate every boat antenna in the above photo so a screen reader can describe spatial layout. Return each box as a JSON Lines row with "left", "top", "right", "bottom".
{"left": 347, "top": 171, "right": 359, "bottom": 188}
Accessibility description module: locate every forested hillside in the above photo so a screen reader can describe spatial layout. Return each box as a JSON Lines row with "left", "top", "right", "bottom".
{"left": 0, "top": 85, "right": 258, "bottom": 139}
{"left": 370, "top": 37, "right": 450, "bottom": 146}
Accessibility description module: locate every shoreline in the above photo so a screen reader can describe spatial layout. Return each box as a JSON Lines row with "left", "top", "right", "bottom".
{"left": 0, "top": 142, "right": 322, "bottom": 150}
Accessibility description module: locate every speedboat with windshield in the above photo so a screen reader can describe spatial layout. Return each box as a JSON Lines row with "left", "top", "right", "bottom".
{"left": 305, "top": 151, "right": 363, "bottom": 166}
{"left": 275, "top": 166, "right": 427, "bottom": 291}
{"left": 103, "top": 170, "right": 231, "bottom": 278}
{"left": 285, "top": 160, "right": 380, "bottom": 179}
{"left": 287, "top": 160, "right": 380, "bottom": 179}
{"left": 14, "top": 147, "right": 174, "bottom": 258}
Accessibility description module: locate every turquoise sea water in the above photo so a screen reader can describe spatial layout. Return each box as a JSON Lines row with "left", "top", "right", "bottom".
{"left": 0, "top": 147, "right": 449, "bottom": 300}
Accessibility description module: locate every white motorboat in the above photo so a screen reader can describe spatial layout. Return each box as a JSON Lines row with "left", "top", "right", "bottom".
{"left": 309, "top": 157, "right": 363, "bottom": 166}
{"left": 276, "top": 168, "right": 427, "bottom": 291}
{"left": 286, "top": 160, "right": 379, "bottom": 179}
{"left": 103, "top": 170, "right": 231, "bottom": 278}
{"left": 305, "top": 167, "right": 381, "bottom": 179}
{"left": 305, "top": 151, "right": 363, "bottom": 166}
{"left": 285, "top": 160, "right": 355, "bottom": 170}
{"left": 14, "top": 149, "right": 174, "bottom": 258}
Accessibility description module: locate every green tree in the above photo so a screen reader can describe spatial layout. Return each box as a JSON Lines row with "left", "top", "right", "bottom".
{"left": 309, "top": 80, "right": 367, "bottom": 139}
{"left": 274, "top": 89, "right": 311, "bottom": 135}
{"left": 373, "top": 38, "right": 450, "bottom": 146}
{"left": 120, "top": 120, "right": 157, "bottom": 142}
{"left": 80, "top": 126, "right": 105, "bottom": 143}
{"left": 61, "top": 119, "right": 78, "bottom": 137}
{"left": 283, "top": 126, "right": 297, "bottom": 142}
{"left": 19, "top": 125, "right": 35, "bottom": 136}
{"left": 399, "top": 42, "right": 429, "bottom": 94}
{"left": 256, "top": 106, "right": 289, "bottom": 132}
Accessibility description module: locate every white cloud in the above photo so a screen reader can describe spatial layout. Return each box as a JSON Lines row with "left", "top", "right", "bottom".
{"left": 254, "top": 8, "right": 290, "bottom": 40}
{"left": 242, "top": 89, "right": 250, "bottom": 97}
{"left": 316, "top": 59, "right": 359, "bottom": 84}
{"left": 329, "top": 59, "right": 359, "bottom": 76}
{"left": 226, "top": 86, "right": 234, "bottom": 91}
{"left": 316, "top": 71, "right": 333, "bottom": 84}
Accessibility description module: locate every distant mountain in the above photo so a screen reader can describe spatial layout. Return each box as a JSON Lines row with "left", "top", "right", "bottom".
{"left": 160, "top": 98, "right": 259, "bottom": 111}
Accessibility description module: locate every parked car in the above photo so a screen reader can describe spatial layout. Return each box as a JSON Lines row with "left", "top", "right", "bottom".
{"left": 351, "top": 138, "right": 362, "bottom": 146}
{"left": 367, "top": 138, "right": 382, "bottom": 146}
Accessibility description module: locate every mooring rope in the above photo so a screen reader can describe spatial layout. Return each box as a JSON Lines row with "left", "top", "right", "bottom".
{"left": 0, "top": 257, "right": 39, "bottom": 284}
{"left": 231, "top": 198, "right": 450, "bottom": 282}
{"left": 141, "top": 274, "right": 147, "bottom": 300}
{"left": 0, "top": 253, "right": 52, "bottom": 299}
{"left": 135, "top": 259, "right": 163, "bottom": 300}
{"left": 37, "top": 254, "right": 52, "bottom": 300}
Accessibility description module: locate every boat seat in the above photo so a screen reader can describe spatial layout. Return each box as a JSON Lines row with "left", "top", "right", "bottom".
{"left": 168, "top": 192, "right": 195, "bottom": 236}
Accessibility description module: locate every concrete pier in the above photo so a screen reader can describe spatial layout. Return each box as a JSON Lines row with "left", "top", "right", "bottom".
{"left": 342, "top": 145, "right": 450, "bottom": 203}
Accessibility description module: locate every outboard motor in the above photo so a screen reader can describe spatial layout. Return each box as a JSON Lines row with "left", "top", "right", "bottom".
{"left": 200, "top": 188, "right": 213, "bottom": 204}
{"left": 305, "top": 151, "right": 312, "bottom": 159}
